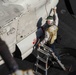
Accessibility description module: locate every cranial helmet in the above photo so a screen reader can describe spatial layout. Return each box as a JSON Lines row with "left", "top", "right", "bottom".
{"left": 46, "top": 16, "right": 54, "bottom": 25}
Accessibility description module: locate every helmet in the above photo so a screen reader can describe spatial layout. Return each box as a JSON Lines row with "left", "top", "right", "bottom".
{"left": 46, "top": 16, "right": 54, "bottom": 25}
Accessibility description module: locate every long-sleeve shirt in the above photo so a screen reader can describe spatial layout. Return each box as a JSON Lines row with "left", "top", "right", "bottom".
{"left": 54, "top": 12, "right": 59, "bottom": 26}
{"left": 50, "top": 7, "right": 59, "bottom": 26}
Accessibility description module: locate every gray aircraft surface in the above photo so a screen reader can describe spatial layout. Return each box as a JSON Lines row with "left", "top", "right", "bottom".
{"left": 0, "top": 0, "right": 59, "bottom": 65}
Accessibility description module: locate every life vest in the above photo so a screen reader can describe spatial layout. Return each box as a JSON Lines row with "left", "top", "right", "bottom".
{"left": 46, "top": 25, "right": 58, "bottom": 44}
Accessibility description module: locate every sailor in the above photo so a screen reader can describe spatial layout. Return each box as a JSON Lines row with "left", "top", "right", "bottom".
{"left": 40, "top": 7, "right": 60, "bottom": 59}
{"left": 40, "top": 7, "right": 58, "bottom": 44}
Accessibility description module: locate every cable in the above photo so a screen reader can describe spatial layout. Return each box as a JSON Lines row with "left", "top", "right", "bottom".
{"left": 45, "top": 0, "right": 49, "bottom": 16}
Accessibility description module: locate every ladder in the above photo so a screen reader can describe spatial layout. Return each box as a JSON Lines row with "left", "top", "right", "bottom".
{"left": 35, "top": 45, "right": 66, "bottom": 75}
